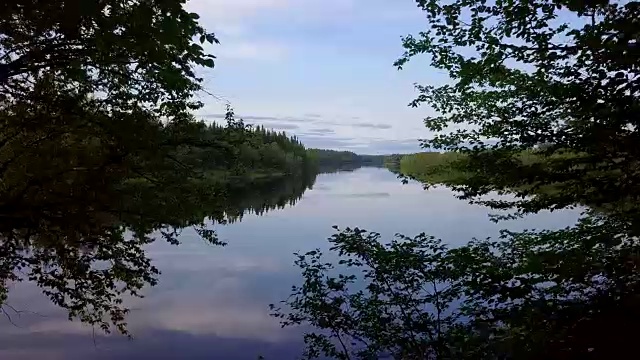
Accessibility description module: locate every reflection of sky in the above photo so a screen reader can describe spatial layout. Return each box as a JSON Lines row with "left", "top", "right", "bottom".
{"left": 0, "top": 168, "right": 582, "bottom": 359}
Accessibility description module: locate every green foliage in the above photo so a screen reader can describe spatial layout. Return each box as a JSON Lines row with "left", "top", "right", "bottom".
{"left": 1, "top": 0, "right": 217, "bottom": 334}
{"left": 271, "top": 227, "right": 469, "bottom": 360}
{"left": 397, "top": 150, "right": 567, "bottom": 193}
{"left": 170, "top": 109, "right": 311, "bottom": 179}
{"left": 0, "top": 0, "right": 314, "bottom": 335}
{"left": 398, "top": 152, "right": 468, "bottom": 186}
{"left": 276, "top": 0, "right": 640, "bottom": 358}
{"left": 275, "top": 218, "right": 640, "bottom": 359}
{"left": 382, "top": 154, "right": 405, "bottom": 173}
{"left": 395, "top": 0, "right": 640, "bottom": 219}
{"left": 1, "top": 0, "right": 217, "bottom": 114}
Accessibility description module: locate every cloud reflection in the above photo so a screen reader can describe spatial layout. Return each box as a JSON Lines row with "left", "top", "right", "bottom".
{"left": 0, "top": 168, "right": 584, "bottom": 360}
{"left": 1, "top": 248, "right": 294, "bottom": 351}
{"left": 329, "top": 192, "right": 391, "bottom": 198}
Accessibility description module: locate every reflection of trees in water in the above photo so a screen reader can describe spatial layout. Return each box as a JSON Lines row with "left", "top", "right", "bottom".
{"left": 135, "top": 170, "right": 318, "bottom": 230}
{"left": 316, "top": 164, "right": 368, "bottom": 174}
{"left": 0, "top": 170, "right": 317, "bottom": 335}
{"left": 221, "top": 171, "right": 317, "bottom": 223}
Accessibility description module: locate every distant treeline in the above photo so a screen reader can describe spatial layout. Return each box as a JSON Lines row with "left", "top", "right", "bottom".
{"left": 395, "top": 151, "right": 466, "bottom": 185}
{"left": 307, "top": 148, "right": 404, "bottom": 172}
{"left": 118, "top": 112, "right": 317, "bottom": 233}
{"left": 395, "top": 150, "right": 579, "bottom": 198}
{"left": 164, "top": 114, "right": 313, "bottom": 184}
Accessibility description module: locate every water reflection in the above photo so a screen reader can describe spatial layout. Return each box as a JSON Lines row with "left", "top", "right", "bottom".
{"left": 0, "top": 167, "right": 582, "bottom": 359}
{"left": 315, "top": 164, "right": 363, "bottom": 174}
{"left": 222, "top": 170, "right": 317, "bottom": 223}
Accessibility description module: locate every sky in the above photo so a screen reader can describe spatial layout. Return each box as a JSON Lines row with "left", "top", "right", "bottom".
{"left": 186, "top": 0, "right": 450, "bottom": 154}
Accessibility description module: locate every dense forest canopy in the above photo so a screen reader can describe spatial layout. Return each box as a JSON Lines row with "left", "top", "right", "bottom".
{"left": 0, "top": 0, "right": 320, "bottom": 334}
{"left": 185, "top": 111, "right": 311, "bottom": 179}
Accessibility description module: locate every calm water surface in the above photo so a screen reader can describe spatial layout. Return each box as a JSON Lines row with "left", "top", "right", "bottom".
{"left": 0, "top": 168, "right": 581, "bottom": 359}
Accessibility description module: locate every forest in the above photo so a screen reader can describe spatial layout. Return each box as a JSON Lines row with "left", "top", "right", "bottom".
{"left": 391, "top": 151, "right": 476, "bottom": 187}
{"left": 393, "top": 150, "right": 580, "bottom": 199}
{"left": 2, "top": 0, "right": 639, "bottom": 359}
{"left": 307, "top": 149, "right": 386, "bottom": 168}
{"left": 176, "top": 110, "right": 312, "bottom": 181}
{"left": 306, "top": 148, "right": 404, "bottom": 173}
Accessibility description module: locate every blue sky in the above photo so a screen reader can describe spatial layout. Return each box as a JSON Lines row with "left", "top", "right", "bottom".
{"left": 187, "top": 0, "right": 448, "bottom": 154}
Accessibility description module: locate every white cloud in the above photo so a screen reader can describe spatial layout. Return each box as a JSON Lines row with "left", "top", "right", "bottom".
{"left": 186, "top": 0, "right": 431, "bottom": 149}
{"left": 186, "top": 0, "right": 369, "bottom": 32}
{"left": 140, "top": 299, "right": 289, "bottom": 342}
{"left": 219, "top": 41, "right": 288, "bottom": 61}
{"left": 186, "top": 0, "right": 288, "bottom": 23}
{"left": 187, "top": 0, "right": 291, "bottom": 61}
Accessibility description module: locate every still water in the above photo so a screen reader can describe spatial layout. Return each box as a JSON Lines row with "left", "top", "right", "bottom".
{"left": 0, "top": 167, "right": 580, "bottom": 359}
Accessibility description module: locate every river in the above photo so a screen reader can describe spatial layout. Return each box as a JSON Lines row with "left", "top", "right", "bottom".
{"left": 0, "top": 167, "right": 581, "bottom": 359}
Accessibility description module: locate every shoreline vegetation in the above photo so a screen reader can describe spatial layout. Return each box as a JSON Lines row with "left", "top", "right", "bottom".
{"left": 387, "top": 150, "right": 623, "bottom": 213}
{"left": 3, "top": 0, "right": 638, "bottom": 358}
{"left": 272, "top": 0, "right": 640, "bottom": 356}
{"left": 307, "top": 148, "right": 406, "bottom": 174}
